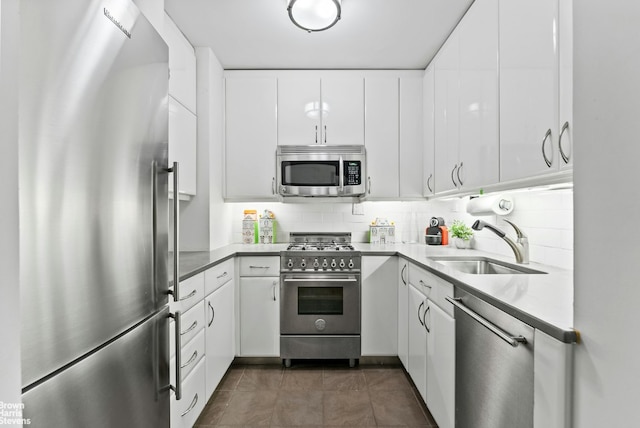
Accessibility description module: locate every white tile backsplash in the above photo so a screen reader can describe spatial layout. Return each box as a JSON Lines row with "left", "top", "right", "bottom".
{"left": 227, "top": 188, "right": 573, "bottom": 270}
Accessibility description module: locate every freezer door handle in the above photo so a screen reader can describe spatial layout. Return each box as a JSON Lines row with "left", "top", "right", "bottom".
{"left": 169, "top": 310, "right": 183, "bottom": 400}
{"left": 167, "top": 162, "right": 180, "bottom": 302}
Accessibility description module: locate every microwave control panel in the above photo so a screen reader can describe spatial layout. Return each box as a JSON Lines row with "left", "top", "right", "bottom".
{"left": 344, "top": 161, "right": 362, "bottom": 185}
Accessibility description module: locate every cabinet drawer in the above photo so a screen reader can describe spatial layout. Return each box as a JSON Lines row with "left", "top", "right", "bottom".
{"left": 409, "top": 263, "right": 454, "bottom": 317}
{"left": 170, "top": 329, "right": 205, "bottom": 384}
{"left": 239, "top": 256, "right": 280, "bottom": 276}
{"left": 171, "top": 300, "right": 205, "bottom": 358}
{"left": 171, "top": 358, "right": 206, "bottom": 428}
{"left": 205, "top": 259, "right": 234, "bottom": 295}
{"left": 170, "top": 272, "right": 205, "bottom": 313}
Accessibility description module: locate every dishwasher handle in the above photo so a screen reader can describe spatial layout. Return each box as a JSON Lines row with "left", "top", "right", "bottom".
{"left": 446, "top": 297, "right": 527, "bottom": 347}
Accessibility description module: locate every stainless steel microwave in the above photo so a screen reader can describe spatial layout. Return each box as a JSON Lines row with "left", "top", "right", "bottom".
{"left": 276, "top": 145, "right": 366, "bottom": 197}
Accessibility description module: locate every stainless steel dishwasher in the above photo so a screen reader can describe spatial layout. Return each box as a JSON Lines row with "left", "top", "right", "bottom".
{"left": 446, "top": 289, "right": 534, "bottom": 428}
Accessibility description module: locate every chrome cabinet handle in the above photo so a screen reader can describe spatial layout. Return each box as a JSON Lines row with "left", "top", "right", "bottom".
{"left": 417, "top": 301, "right": 425, "bottom": 326}
{"left": 426, "top": 173, "right": 433, "bottom": 193}
{"left": 180, "top": 320, "right": 197, "bottom": 336}
{"left": 456, "top": 162, "right": 464, "bottom": 186}
{"left": 169, "top": 311, "right": 182, "bottom": 400}
{"left": 208, "top": 301, "right": 215, "bottom": 327}
{"left": 179, "top": 289, "right": 197, "bottom": 302}
{"left": 180, "top": 350, "right": 198, "bottom": 369}
{"left": 249, "top": 265, "right": 271, "bottom": 269}
{"left": 451, "top": 164, "right": 458, "bottom": 187}
{"left": 324, "top": 125, "right": 327, "bottom": 144}
{"left": 315, "top": 125, "right": 318, "bottom": 144}
{"left": 368, "top": 176, "right": 371, "bottom": 194}
{"left": 558, "top": 121, "right": 570, "bottom": 164}
{"left": 168, "top": 162, "right": 180, "bottom": 302}
{"left": 419, "top": 279, "right": 432, "bottom": 290}
{"left": 216, "top": 272, "right": 228, "bottom": 279}
{"left": 423, "top": 304, "right": 431, "bottom": 333}
{"left": 542, "top": 129, "right": 553, "bottom": 168}
{"left": 401, "top": 264, "right": 407, "bottom": 285}
{"left": 446, "top": 297, "right": 527, "bottom": 347}
{"left": 272, "top": 281, "right": 277, "bottom": 301}
{"left": 180, "top": 393, "right": 198, "bottom": 417}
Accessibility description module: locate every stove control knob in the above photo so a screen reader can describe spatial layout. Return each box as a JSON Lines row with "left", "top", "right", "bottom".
{"left": 313, "top": 258, "right": 320, "bottom": 269}
{"left": 339, "top": 259, "right": 346, "bottom": 269}
{"left": 322, "top": 258, "right": 328, "bottom": 269}
{"left": 287, "top": 259, "right": 294, "bottom": 269}
{"left": 330, "top": 259, "right": 337, "bottom": 269}
{"left": 315, "top": 319, "right": 326, "bottom": 332}
{"left": 300, "top": 259, "right": 306, "bottom": 269}
{"left": 348, "top": 259, "right": 355, "bottom": 269}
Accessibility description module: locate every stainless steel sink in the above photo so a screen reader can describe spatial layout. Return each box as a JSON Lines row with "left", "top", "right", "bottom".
{"left": 429, "top": 256, "right": 546, "bottom": 275}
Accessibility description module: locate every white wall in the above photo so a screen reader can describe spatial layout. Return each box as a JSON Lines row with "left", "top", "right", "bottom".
{"left": 0, "top": 0, "right": 22, "bottom": 406}
{"left": 573, "top": 1, "right": 640, "bottom": 426}
{"left": 226, "top": 188, "right": 573, "bottom": 270}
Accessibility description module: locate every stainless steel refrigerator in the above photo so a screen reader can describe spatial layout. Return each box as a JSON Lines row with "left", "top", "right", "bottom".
{"left": 20, "top": 0, "right": 176, "bottom": 426}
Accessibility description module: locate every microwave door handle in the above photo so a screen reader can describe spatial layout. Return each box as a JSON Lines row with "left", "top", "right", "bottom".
{"left": 339, "top": 156, "right": 344, "bottom": 194}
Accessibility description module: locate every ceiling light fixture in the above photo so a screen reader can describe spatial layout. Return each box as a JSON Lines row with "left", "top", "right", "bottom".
{"left": 287, "top": 0, "right": 342, "bottom": 33}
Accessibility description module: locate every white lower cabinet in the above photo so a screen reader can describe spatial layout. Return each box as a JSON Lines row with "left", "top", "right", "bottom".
{"left": 408, "top": 283, "right": 428, "bottom": 401}
{"left": 171, "top": 358, "right": 206, "bottom": 428}
{"left": 205, "top": 280, "right": 235, "bottom": 399}
{"left": 361, "top": 256, "right": 398, "bottom": 355}
{"left": 398, "top": 260, "right": 409, "bottom": 367}
{"left": 425, "top": 299, "right": 455, "bottom": 428}
{"left": 239, "top": 276, "right": 280, "bottom": 356}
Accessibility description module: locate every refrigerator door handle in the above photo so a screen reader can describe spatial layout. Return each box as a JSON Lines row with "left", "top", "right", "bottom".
{"left": 169, "top": 310, "right": 182, "bottom": 400}
{"left": 167, "top": 162, "right": 180, "bottom": 302}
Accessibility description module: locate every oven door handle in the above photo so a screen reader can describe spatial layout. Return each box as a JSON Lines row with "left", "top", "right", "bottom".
{"left": 283, "top": 277, "right": 358, "bottom": 283}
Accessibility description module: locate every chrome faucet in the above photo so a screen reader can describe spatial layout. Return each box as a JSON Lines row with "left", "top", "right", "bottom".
{"left": 472, "top": 219, "right": 529, "bottom": 264}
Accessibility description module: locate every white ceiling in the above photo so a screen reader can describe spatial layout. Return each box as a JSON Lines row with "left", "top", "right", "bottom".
{"left": 164, "top": 0, "right": 474, "bottom": 70}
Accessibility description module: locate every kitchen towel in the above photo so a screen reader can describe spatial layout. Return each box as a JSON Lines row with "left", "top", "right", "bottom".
{"left": 466, "top": 194, "right": 514, "bottom": 216}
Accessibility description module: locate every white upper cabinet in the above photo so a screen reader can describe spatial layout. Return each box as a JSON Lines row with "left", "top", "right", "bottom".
{"left": 163, "top": 13, "right": 196, "bottom": 114}
{"left": 558, "top": 0, "right": 573, "bottom": 171}
{"left": 364, "top": 77, "right": 399, "bottom": 199}
{"left": 434, "top": 30, "right": 461, "bottom": 194}
{"left": 168, "top": 98, "right": 197, "bottom": 196}
{"left": 434, "top": 0, "right": 499, "bottom": 194}
{"left": 423, "top": 66, "right": 436, "bottom": 196}
{"left": 399, "top": 76, "right": 424, "bottom": 198}
{"left": 224, "top": 76, "right": 278, "bottom": 200}
{"left": 499, "top": 0, "right": 567, "bottom": 180}
{"left": 277, "top": 74, "right": 364, "bottom": 145}
{"left": 458, "top": 0, "right": 499, "bottom": 190}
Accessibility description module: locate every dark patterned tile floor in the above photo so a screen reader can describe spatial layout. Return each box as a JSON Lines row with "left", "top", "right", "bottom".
{"left": 194, "top": 361, "right": 438, "bottom": 427}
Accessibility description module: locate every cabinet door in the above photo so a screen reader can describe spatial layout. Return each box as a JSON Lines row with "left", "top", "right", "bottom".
{"left": 423, "top": 66, "right": 436, "bottom": 196}
{"left": 499, "top": 0, "right": 559, "bottom": 181}
{"left": 168, "top": 97, "right": 197, "bottom": 196}
{"left": 397, "top": 261, "right": 409, "bottom": 368}
{"left": 364, "top": 77, "right": 399, "bottom": 199}
{"left": 458, "top": 0, "right": 499, "bottom": 190}
{"left": 408, "top": 285, "right": 427, "bottom": 402}
{"left": 434, "top": 31, "right": 461, "bottom": 193}
{"left": 164, "top": 13, "right": 196, "bottom": 113}
{"left": 205, "top": 281, "right": 235, "bottom": 399}
{"left": 321, "top": 76, "right": 364, "bottom": 145}
{"left": 239, "top": 277, "right": 279, "bottom": 356}
{"left": 558, "top": 0, "right": 573, "bottom": 171}
{"left": 361, "top": 256, "right": 398, "bottom": 355}
{"left": 224, "top": 77, "right": 278, "bottom": 200}
{"left": 399, "top": 76, "right": 424, "bottom": 198}
{"left": 426, "top": 300, "right": 455, "bottom": 428}
{"left": 277, "top": 77, "right": 321, "bottom": 145}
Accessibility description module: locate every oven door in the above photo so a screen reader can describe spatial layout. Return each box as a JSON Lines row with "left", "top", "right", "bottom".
{"left": 280, "top": 274, "right": 360, "bottom": 335}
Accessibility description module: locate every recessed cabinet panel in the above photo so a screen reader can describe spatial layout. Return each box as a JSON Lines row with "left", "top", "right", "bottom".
{"left": 164, "top": 13, "right": 196, "bottom": 113}
{"left": 278, "top": 78, "right": 321, "bottom": 145}
{"left": 321, "top": 77, "right": 365, "bottom": 145}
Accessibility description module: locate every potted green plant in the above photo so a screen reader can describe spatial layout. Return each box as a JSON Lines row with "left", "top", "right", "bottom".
{"left": 450, "top": 220, "right": 474, "bottom": 249}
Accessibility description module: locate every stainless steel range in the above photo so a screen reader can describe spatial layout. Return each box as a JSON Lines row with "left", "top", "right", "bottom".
{"left": 280, "top": 233, "right": 361, "bottom": 368}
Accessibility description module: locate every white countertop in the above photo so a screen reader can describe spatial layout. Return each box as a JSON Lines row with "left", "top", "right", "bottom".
{"left": 178, "top": 242, "right": 575, "bottom": 342}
